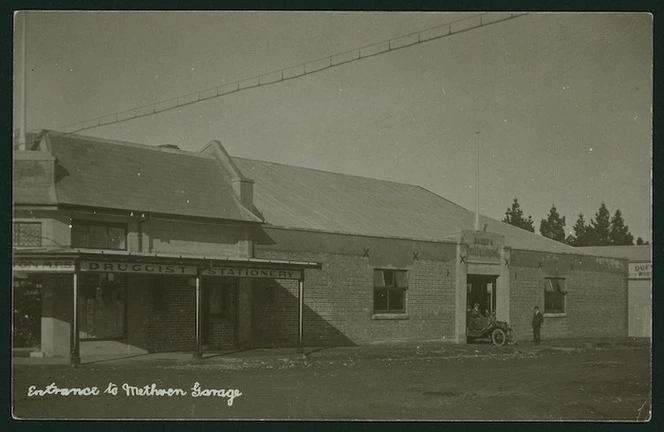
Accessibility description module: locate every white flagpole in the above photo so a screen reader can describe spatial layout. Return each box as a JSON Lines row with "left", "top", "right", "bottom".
{"left": 474, "top": 130, "right": 480, "bottom": 231}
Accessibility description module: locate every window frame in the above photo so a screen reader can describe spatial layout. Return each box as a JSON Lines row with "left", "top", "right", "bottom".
{"left": 13, "top": 222, "right": 42, "bottom": 247}
{"left": 78, "top": 272, "right": 128, "bottom": 341}
{"left": 206, "top": 283, "right": 234, "bottom": 321}
{"left": 544, "top": 277, "right": 567, "bottom": 316}
{"left": 70, "top": 220, "right": 128, "bottom": 251}
{"left": 373, "top": 269, "right": 408, "bottom": 316}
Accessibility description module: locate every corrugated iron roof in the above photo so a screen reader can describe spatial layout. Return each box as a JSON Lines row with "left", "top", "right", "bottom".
{"left": 234, "top": 157, "right": 587, "bottom": 254}
{"left": 14, "top": 132, "right": 604, "bottom": 255}
{"left": 45, "top": 133, "right": 261, "bottom": 223}
{"left": 578, "top": 245, "right": 652, "bottom": 262}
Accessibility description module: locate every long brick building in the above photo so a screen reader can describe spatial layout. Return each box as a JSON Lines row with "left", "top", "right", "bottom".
{"left": 12, "top": 131, "right": 629, "bottom": 363}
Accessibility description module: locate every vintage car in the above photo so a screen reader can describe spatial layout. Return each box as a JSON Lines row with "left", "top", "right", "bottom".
{"left": 466, "top": 312, "right": 518, "bottom": 346}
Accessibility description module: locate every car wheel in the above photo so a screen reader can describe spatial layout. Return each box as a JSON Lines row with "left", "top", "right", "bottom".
{"left": 491, "top": 328, "right": 506, "bottom": 346}
{"left": 507, "top": 328, "right": 518, "bottom": 345}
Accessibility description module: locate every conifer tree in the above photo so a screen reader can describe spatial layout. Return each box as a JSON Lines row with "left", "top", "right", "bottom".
{"left": 540, "top": 205, "right": 566, "bottom": 242}
{"left": 609, "top": 209, "right": 634, "bottom": 245}
{"left": 503, "top": 197, "right": 535, "bottom": 233}
{"left": 566, "top": 213, "right": 588, "bottom": 246}
{"left": 588, "top": 203, "right": 612, "bottom": 246}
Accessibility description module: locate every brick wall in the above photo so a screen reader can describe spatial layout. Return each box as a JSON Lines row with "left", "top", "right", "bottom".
{"left": 509, "top": 250, "right": 628, "bottom": 340}
{"left": 209, "top": 320, "right": 237, "bottom": 349}
{"left": 252, "top": 278, "right": 300, "bottom": 346}
{"left": 253, "top": 230, "right": 458, "bottom": 346}
{"left": 207, "top": 287, "right": 238, "bottom": 349}
{"left": 148, "top": 276, "right": 195, "bottom": 352}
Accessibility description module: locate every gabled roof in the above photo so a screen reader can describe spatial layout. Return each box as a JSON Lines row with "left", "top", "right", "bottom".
{"left": 22, "top": 132, "right": 261, "bottom": 223}
{"left": 578, "top": 245, "right": 652, "bottom": 262}
{"left": 234, "top": 157, "right": 587, "bottom": 254}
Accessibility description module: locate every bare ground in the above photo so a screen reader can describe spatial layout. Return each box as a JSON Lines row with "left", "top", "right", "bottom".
{"left": 12, "top": 340, "right": 651, "bottom": 421}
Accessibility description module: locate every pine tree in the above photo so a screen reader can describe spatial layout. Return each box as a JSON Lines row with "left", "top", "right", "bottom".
{"left": 503, "top": 197, "right": 535, "bottom": 233}
{"left": 609, "top": 209, "right": 634, "bottom": 245}
{"left": 566, "top": 213, "right": 588, "bottom": 246}
{"left": 588, "top": 203, "right": 612, "bottom": 246}
{"left": 540, "top": 205, "right": 566, "bottom": 242}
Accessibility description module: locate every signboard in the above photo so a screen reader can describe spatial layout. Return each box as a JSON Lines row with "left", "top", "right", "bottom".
{"left": 13, "top": 259, "right": 75, "bottom": 273}
{"left": 21, "top": 259, "right": 305, "bottom": 279}
{"left": 629, "top": 262, "right": 651, "bottom": 280}
{"left": 461, "top": 231, "right": 504, "bottom": 264}
{"left": 201, "top": 266, "right": 302, "bottom": 280}
{"left": 80, "top": 260, "right": 197, "bottom": 275}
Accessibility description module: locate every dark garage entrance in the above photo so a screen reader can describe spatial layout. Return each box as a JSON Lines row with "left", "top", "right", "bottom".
{"left": 466, "top": 274, "right": 497, "bottom": 317}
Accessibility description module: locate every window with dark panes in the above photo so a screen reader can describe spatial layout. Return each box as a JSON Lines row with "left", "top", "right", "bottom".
{"left": 208, "top": 286, "right": 223, "bottom": 316}
{"left": 71, "top": 221, "right": 127, "bottom": 250}
{"left": 373, "top": 269, "right": 408, "bottom": 314}
{"left": 13, "top": 222, "right": 42, "bottom": 247}
{"left": 78, "top": 273, "right": 126, "bottom": 340}
{"left": 220, "top": 287, "right": 232, "bottom": 319}
{"left": 544, "top": 278, "right": 567, "bottom": 314}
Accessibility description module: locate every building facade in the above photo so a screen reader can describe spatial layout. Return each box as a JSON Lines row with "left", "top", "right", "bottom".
{"left": 13, "top": 131, "right": 629, "bottom": 363}
{"left": 579, "top": 246, "right": 651, "bottom": 338}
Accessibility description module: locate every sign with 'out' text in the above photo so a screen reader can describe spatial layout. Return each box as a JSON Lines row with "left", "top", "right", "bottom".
{"left": 628, "top": 262, "right": 651, "bottom": 280}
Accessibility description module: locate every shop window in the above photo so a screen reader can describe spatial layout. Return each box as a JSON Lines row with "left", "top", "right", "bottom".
{"left": 12, "top": 274, "right": 42, "bottom": 348}
{"left": 78, "top": 273, "right": 126, "bottom": 340}
{"left": 544, "top": 278, "right": 567, "bottom": 314}
{"left": 207, "top": 285, "right": 232, "bottom": 320}
{"left": 208, "top": 286, "right": 223, "bottom": 317}
{"left": 13, "top": 222, "right": 42, "bottom": 247}
{"left": 373, "top": 269, "right": 408, "bottom": 314}
{"left": 71, "top": 221, "right": 127, "bottom": 250}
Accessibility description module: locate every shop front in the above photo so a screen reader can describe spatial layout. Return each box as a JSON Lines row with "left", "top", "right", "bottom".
{"left": 458, "top": 230, "right": 511, "bottom": 342}
{"left": 13, "top": 252, "right": 320, "bottom": 365}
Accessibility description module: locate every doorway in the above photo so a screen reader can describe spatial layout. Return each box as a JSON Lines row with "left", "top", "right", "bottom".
{"left": 13, "top": 274, "right": 42, "bottom": 350}
{"left": 466, "top": 275, "right": 498, "bottom": 317}
{"left": 202, "top": 280, "right": 238, "bottom": 349}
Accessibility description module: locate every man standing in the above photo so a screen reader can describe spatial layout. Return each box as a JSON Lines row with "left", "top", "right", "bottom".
{"left": 532, "top": 305, "right": 544, "bottom": 344}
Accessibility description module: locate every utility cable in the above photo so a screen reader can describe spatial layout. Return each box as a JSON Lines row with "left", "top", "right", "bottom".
{"left": 51, "top": 12, "right": 528, "bottom": 136}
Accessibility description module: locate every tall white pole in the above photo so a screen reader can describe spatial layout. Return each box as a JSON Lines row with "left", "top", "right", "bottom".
{"left": 18, "top": 12, "right": 27, "bottom": 150}
{"left": 474, "top": 131, "right": 480, "bottom": 231}
{"left": 194, "top": 275, "right": 202, "bottom": 359}
{"left": 298, "top": 278, "right": 304, "bottom": 347}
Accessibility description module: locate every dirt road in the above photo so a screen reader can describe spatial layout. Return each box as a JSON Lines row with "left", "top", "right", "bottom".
{"left": 12, "top": 342, "right": 651, "bottom": 421}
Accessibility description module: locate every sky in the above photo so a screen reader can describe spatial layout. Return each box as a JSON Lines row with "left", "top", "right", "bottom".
{"left": 13, "top": 11, "right": 653, "bottom": 241}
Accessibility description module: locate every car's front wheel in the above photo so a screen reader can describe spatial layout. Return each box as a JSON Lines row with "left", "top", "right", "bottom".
{"left": 491, "top": 328, "right": 506, "bottom": 346}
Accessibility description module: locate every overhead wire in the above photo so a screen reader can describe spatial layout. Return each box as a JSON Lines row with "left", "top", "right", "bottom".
{"left": 49, "top": 12, "right": 528, "bottom": 137}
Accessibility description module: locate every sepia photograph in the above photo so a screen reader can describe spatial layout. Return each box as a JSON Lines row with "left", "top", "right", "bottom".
{"left": 11, "top": 10, "right": 652, "bottom": 421}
